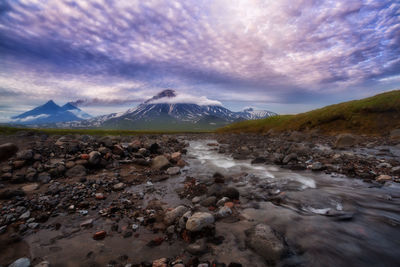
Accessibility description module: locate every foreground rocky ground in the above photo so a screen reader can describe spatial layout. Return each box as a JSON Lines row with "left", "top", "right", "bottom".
{"left": 0, "top": 130, "right": 399, "bottom": 267}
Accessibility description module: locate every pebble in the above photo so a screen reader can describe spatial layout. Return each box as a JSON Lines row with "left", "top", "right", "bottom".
{"left": 186, "top": 212, "right": 215, "bottom": 232}
{"left": 93, "top": 230, "right": 107, "bottom": 240}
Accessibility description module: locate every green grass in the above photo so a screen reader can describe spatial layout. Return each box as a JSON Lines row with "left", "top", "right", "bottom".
{"left": 218, "top": 90, "right": 400, "bottom": 135}
{"left": 0, "top": 126, "right": 210, "bottom": 136}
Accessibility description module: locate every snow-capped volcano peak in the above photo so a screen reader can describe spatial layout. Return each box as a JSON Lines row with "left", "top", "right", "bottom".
{"left": 145, "top": 89, "right": 177, "bottom": 104}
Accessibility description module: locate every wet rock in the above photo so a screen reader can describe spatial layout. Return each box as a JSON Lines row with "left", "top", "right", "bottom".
{"left": 93, "top": 230, "right": 106, "bottom": 240}
{"left": 251, "top": 157, "right": 267, "bottom": 164}
{"left": 152, "top": 155, "right": 170, "bottom": 170}
{"left": 22, "top": 183, "right": 39, "bottom": 192}
{"left": 201, "top": 196, "right": 217, "bottom": 207}
{"left": 147, "top": 237, "right": 164, "bottom": 247}
{"left": 164, "top": 205, "right": 188, "bottom": 225}
{"left": 216, "top": 197, "right": 229, "bottom": 207}
{"left": 186, "top": 238, "right": 207, "bottom": 255}
{"left": 335, "top": 134, "right": 356, "bottom": 149}
{"left": 311, "top": 162, "right": 325, "bottom": 171}
{"left": 376, "top": 175, "right": 392, "bottom": 182}
{"left": 221, "top": 187, "right": 240, "bottom": 200}
{"left": 216, "top": 206, "right": 232, "bottom": 218}
{"left": 88, "top": 151, "right": 101, "bottom": 165}
{"left": 213, "top": 172, "right": 225, "bottom": 183}
{"left": 28, "top": 222, "right": 39, "bottom": 229}
{"left": 246, "top": 224, "right": 284, "bottom": 262}
{"left": 0, "top": 142, "right": 18, "bottom": 161}
{"left": 8, "top": 257, "right": 31, "bottom": 267}
{"left": 186, "top": 212, "right": 215, "bottom": 232}
{"left": 166, "top": 166, "right": 180, "bottom": 175}
{"left": 65, "top": 165, "right": 86, "bottom": 177}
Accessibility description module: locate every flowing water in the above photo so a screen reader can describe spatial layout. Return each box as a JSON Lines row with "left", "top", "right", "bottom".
{"left": 184, "top": 140, "right": 400, "bottom": 266}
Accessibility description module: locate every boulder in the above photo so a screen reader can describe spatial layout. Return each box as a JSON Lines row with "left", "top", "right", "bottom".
{"left": 0, "top": 143, "right": 18, "bottom": 161}
{"left": 335, "top": 134, "right": 356, "bottom": 149}
{"left": 186, "top": 212, "right": 214, "bottom": 232}
{"left": 164, "top": 205, "right": 188, "bottom": 225}
{"left": 152, "top": 155, "right": 170, "bottom": 170}
{"left": 246, "top": 224, "right": 284, "bottom": 262}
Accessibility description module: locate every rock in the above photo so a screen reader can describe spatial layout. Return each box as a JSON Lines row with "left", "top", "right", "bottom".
{"left": 152, "top": 258, "right": 167, "bottom": 267}
{"left": 246, "top": 224, "right": 284, "bottom": 262}
{"left": 287, "top": 131, "right": 305, "bottom": 142}
{"left": 13, "top": 160, "right": 25, "bottom": 169}
{"left": 0, "top": 189, "right": 25, "bottom": 199}
{"left": 186, "top": 212, "right": 215, "bottom": 232}
{"left": 113, "top": 145, "right": 125, "bottom": 155}
{"left": 95, "top": 193, "right": 105, "bottom": 200}
{"left": 335, "top": 134, "right": 356, "bottom": 149}
{"left": 65, "top": 165, "right": 86, "bottom": 177}
{"left": 113, "top": 182, "right": 125, "bottom": 191}
{"left": 34, "top": 261, "right": 50, "bottom": 267}
{"left": 390, "top": 129, "right": 400, "bottom": 140}
{"left": 88, "top": 151, "right": 101, "bottom": 165}
{"left": 221, "top": 187, "right": 240, "bottom": 200}
{"left": 8, "top": 257, "right": 31, "bottom": 267}
{"left": 376, "top": 174, "right": 392, "bottom": 182}
{"left": 311, "top": 162, "right": 325, "bottom": 171}
{"left": 251, "top": 157, "right": 267, "bottom": 164}
{"left": 213, "top": 172, "right": 225, "bottom": 183}
{"left": 391, "top": 166, "right": 400, "bottom": 175}
{"left": 80, "top": 219, "right": 94, "bottom": 228}
{"left": 19, "top": 211, "right": 31, "bottom": 220}
{"left": 28, "top": 222, "right": 39, "bottom": 229}
{"left": 166, "top": 166, "right": 180, "bottom": 175}
{"left": 81, "top": 154, "right": 90, "bottom": 160}
{"left": 0, "top": 143, "right": 18, "bottom": 161}
{"left": 152, "top": 155, "right": 170, "bottom": 170}
{"left": 16, "top": 149, "right": 33, "bottom": 160}
{"left": 217, "top": 206, "right": 232, "bottom": 218}
{"left": 93, "top": 230, "right": 106, "bottom": 240}
{"left": 164, "top": 205, "right": 188, "bottom": 225}
{"left": 179, "top": 211, "right": 192, "bottom": 229}
{"left": 171, "top": 152, "right": 181, "bottom": 162}
{"left": 37, "top": 173, "right": 51, "bottom": 183}
{"left": 186, "top": 238, "right": 207, "bottom": 255}
{"left": 22, "top": 183, "right": 39, "bottom": 192}
{"left": 282, "top": 153, "right": 297, "bottom": 164}
{"left": 200, "top": 196, "right": 217, "bottom": 207}
{"left": 216, "top": 197, "right": 229, "bottom": 207}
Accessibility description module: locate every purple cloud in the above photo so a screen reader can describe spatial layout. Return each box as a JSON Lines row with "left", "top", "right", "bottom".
{"left": 0, "top": 0, "right": 399, "bottom": 119}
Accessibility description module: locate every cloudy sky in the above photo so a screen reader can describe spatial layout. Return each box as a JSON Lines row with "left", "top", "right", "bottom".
{"left": 0, "top": 0, "right": 399, "bottom": 121}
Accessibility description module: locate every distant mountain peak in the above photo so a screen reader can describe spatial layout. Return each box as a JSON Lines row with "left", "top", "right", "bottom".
{"left": 145, "top": 89, "right": 177, "bottom": 104}
{"left": 243, "top": 107, "right": 254, "bottom": 112}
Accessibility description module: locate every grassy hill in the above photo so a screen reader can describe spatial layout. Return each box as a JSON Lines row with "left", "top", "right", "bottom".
{"left": 218, "top": 90, "right": 400, "bottom": 135}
